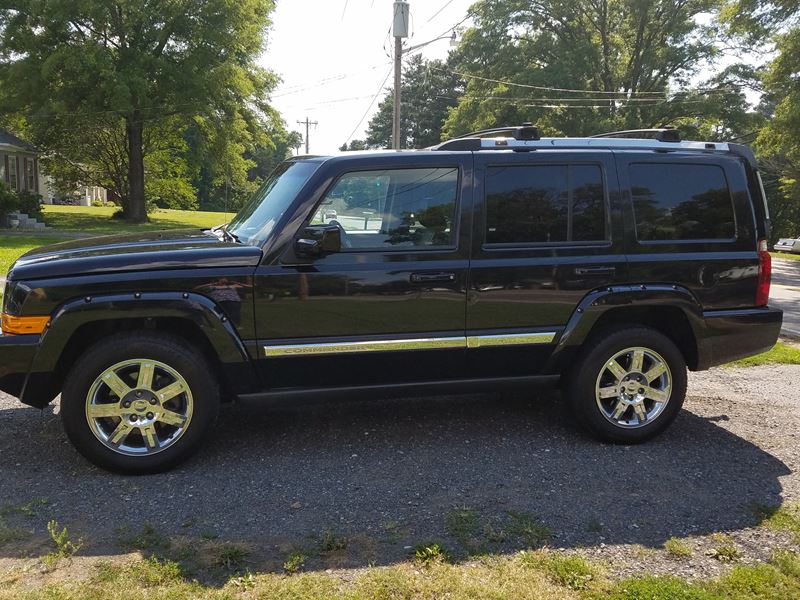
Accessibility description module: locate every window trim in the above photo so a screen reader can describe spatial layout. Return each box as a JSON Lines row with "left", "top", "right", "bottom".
{"left": 629, "top": 161, "right": 738, "bottom": 245}
{"left": 481, "top": 161, "right": 611, "bottom": 250}
{"left": 307, "top": 165, "right": 463, "bottom": 254}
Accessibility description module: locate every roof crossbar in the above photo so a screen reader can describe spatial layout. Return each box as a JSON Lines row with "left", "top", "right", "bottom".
{"left": 454, "top": 122, "right": 540, "bottom": 141}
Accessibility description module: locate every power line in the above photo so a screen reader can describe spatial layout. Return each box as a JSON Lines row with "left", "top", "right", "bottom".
{"left": 426, "top": 0, "right": 456, "bottom": 23}
{"left": 343, "top": 65, "right": 393, "bottom": 146}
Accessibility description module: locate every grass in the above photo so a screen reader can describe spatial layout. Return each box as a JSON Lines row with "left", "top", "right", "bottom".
{"left": 5, "top": 547, "right": 800, "bottom": 599}
{"left": 753, "top": 503, "right": 800, "bottom": 541}
{"left": 41, "top": 204, "right": 227, "bottom": 235}
{"left": 706, "top": 533, "right": 741, "bottom": 563}
{"left": 664, "top": 536, "right": 694, "bottom": 558}
{"left": 0, "top": 235, "right": 68, "bottom": 276}
{"left": 773, "top": 251, "right": 800, "bottom": 262}
{"left": 40, "top": 520, "right": 82, "bottom": 570}
{"left": 725, "top": 342, "right": 800, "bottom": 367}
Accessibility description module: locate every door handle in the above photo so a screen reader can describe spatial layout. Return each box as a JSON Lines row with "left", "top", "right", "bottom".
{"left": 410, "top": 271, "right": 456, "bottom": 283}
{"left": 574, "top": 266, "right": 616, "bottom": 276}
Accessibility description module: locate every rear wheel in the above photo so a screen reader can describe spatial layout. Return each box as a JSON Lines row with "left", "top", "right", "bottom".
{"left": 564, "top": 327, "right": 687, "bottom": 443}
{"left": 61, "top": 332, "right": 220, "bottom": 474}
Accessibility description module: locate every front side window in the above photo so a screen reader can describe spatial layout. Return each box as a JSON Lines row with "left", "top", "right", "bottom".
{"left": 314, "top": 167, "right": 459, "bottom": 250}
{"left": 485, "top": 164, "right": 606, "bottom": 245}
{"left": 630, "top": 163, "right": 736, "bottom": 241}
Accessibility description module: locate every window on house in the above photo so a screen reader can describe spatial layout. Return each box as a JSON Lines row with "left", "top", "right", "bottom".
{"left": 0, "top": 154, "right": 5, "bottom": 183}
{"left": 8, "top": 156, "right": 18, "bottom": 191}
{"left": 629, "top": 163, "right": 736, "bottom": 241}
{"left": 485, "top": 164, "right": 606, "bottom": 245}
{"left": 24, "top": 158, "right": 36, "bottom": 191}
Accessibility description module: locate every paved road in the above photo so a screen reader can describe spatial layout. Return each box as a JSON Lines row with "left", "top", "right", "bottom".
{"left": 772, "top": 259, "right": 800, "bottom": 338}
{"left": 0, "top": 366, "right": 798, "bottom": 571}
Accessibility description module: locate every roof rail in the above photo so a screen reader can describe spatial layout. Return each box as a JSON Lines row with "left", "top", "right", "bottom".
{"left": 431, "top": 136, "right": 728, "bottom": 152}
{"left": 590, "top": 128, "right": 681, "bottom": 142}
{"left": 454, "top": 122, "right": 540, "bottom": 141}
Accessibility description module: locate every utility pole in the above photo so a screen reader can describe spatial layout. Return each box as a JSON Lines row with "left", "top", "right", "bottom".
{"left": 392, "top": 1, "right": 409, "bottom": 150}
{"left": 297, "top": 117, "right": 318, "bottom": 154}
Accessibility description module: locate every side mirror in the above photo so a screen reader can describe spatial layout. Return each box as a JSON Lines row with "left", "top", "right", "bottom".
{"left": 295, "top": 224, "right": 342, "bottom": 257}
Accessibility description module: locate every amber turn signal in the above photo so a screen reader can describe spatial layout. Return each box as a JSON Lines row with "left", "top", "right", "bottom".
{"left": 0, "top": 313, "right": 50, "bottom": 336}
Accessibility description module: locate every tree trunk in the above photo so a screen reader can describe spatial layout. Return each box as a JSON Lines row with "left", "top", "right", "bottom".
{"left": 125, "top": 114, "right": 148, "bottom": 223}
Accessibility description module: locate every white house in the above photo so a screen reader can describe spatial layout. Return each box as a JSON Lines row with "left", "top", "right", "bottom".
{"left": 0, "top": 128, "right": 106, "bottom": 206}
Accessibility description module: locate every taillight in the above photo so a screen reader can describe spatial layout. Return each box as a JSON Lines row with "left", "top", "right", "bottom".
{"left": 756, "top": 238, "right": 771, "bottom": 307}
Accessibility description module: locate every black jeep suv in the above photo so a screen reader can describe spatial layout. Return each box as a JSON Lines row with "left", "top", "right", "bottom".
{"left": 0, "top": 126, "right": 782, "bottom": 473}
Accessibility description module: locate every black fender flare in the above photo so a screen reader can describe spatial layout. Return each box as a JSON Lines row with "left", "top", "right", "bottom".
{"left": 21, "top": 291, "right": 256, "bottom": 407}
{"left": 544, "top": 284, "right": 707, "bottom": 373}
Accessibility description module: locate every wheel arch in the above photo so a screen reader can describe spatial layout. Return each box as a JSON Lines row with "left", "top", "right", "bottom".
{"left": 545, "top": 285, "right": 705, "bottom": 374}
{"left": 21, "top": 292, "right": 258, "bottom": 408}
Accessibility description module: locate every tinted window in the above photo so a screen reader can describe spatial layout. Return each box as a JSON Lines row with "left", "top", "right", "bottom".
{"left": 315, "top": 168, "right": 459, "bottom": 249}
{"left": 485, "top": 164, "right": 606, "bottom": 245}
{"left": 630, "top": 163, "right": 735, "bottom": 241}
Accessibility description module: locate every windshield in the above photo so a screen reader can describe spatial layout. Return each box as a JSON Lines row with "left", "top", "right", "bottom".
{"left": 227, "top": 160, "right": 320, "bottom": 244}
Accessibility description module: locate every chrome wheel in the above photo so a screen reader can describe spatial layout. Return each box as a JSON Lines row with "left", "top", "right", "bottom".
{"left": 594, "top": 346, "right": 672, "bottom": 429}
{"left": 85, "top": 359, "right": 194, "bottom": 456}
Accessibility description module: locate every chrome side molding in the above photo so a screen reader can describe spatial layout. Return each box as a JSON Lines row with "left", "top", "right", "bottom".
{"left": 264, "top": 331, "right": 557, "bottom": 357}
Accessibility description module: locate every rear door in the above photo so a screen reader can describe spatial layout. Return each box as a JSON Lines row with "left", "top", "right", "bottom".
{"left": 252, "top": 154, "right": 474, "bottom": 390}
{"left": 467, "top": 150, "right": 627, "bottom": 377}
{"left": 615, "top": 152, "right": 758, "bottom": 310}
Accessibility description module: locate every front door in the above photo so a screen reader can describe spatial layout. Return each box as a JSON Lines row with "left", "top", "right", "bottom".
{"left": 467, "top": 150, "right": 627, "bottom": 377}
{"left": 252, "top": 155, "right": 473, "bottom": 390}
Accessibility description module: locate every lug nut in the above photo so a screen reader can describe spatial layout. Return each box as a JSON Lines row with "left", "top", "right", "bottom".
{"left": 639, "top": 388, "right": 645, "bottom": 394}
{"left": 130, "top": 415, "right": 138, "bottom": 422}
{"left": 146, "top": 412, "right": 154, "bottom": 420}
{"left": 123, "top": 401, "right": 131, "bottom": 408}
{"left": 136, "top": 391, "right": 143, "bottom": 397}
{"left": 150, "top": 398, "right": 157, "bottom": 405}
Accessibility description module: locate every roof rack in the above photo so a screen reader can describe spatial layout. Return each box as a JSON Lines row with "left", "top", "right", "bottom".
{"left": 430, "top": 123, "right": 727, "bottom": 153}
{"left": 589, "top": 127, "right": 681, "bottom": 142}
{"left": 454, "top": 122, "right": 540, "bottom": 141}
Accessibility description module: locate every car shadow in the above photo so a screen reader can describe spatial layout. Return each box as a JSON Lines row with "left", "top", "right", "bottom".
{"left": 0, "top": 389, "right": 791, "bottom": 572}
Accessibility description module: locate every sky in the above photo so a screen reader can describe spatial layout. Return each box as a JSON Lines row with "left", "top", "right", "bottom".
{"left": 260, "top": 0, "right": 474, "bottom": 154}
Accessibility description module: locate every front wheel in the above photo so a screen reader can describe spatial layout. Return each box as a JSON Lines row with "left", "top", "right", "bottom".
{"left": 61, "top": 332, "right": 220, "bottom": 474}
{"left": 564, "top": 326, "right": 687, "bottom": 443}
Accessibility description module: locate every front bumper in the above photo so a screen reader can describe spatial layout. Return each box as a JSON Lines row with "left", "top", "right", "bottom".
{"left": 0, "top": 334, "right": 39, "bottom": 398}
{"left": 696, "top": 307, "right": 783, "bottom": 370}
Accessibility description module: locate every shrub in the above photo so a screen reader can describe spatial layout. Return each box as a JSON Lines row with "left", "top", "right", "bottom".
{"left": 0, "top": 181, "right": 19, "bottom": 222}
{"left": 16, "top": 190, "right": 43, "bottom": 217}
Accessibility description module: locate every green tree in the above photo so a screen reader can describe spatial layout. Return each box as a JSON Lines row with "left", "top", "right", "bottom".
{"left": 0, "top": 0, "right": 277, "bottom": 222}
{"left": 444, "top": 0, "right": 752, "bottom": 138}
{"left": 365, "top": 55, "right": 463, "bottom": 149}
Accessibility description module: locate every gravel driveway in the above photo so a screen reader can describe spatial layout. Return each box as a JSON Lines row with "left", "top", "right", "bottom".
{"left": 1, "top": 366, "right": 799, "bottom": 573}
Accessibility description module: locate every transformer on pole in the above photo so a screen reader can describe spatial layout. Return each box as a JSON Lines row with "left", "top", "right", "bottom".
{"left": 392, "top": 1, "right": 409, "bottom": 150}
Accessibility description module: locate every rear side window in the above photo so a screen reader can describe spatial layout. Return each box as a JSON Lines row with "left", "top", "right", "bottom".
{"left": 485, "top": 164, "right": 606, "bottom": 245}
{"left": 629, "top": 163, "right": 736, "bottom": 241}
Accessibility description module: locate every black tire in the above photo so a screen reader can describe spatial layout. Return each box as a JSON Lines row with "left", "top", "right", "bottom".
{"left": 564, "top": 326, "right": 687, "bottom": 443}
{"left": 61, "top": 332, "right": 220, "bottom": 474}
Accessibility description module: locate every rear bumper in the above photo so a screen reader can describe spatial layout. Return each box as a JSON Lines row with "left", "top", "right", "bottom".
{"left": 0, "top": 334, "right": 39, "bottom": 399}
{"left": 696, "top": 307, "right": 783, "bottom": 370}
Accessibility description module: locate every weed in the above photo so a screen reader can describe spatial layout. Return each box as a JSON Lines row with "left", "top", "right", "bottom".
{"left": 319, "top": 529, "right": 348, "bottom": 552}
{"left": 412, "top": 542, "right": 448, "bottom": 566}
{"left": 200, "top": 531, "right": 219, "bottom": 541}
{"left": 283, "top": 551, "right": 306, "bottom": 574}
{"left": 47, "top": 520, "right": 81, "bottom": 557}
{"left": 521, "top": 551, "right": 597, "bottom": 591}
{"left": 664, "top": 537, "right": 693, "bottom": 558}
{"left": 215, "top": 543, "right": 250, "bottom": 571}
{"left": 506, "top": 511, "right": 552, "bottom": 548}
{"left": 116, "top": 521, "right": 170, "bottom": 550}
{"left": 706, "top": 533, "right": 740, "bottom": 562}
{"left": 445, "top": 507, "right": 481, "bottom": 541}
{"left": 0, "top": 498, "right": 48, "bottom": 519}
{"left": 128, "top": 556, "right": 183, "bottom": 587}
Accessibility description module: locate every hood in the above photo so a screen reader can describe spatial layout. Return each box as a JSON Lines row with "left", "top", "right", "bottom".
{"left": 8, "top": 229, "right": 263, "bottom": 281}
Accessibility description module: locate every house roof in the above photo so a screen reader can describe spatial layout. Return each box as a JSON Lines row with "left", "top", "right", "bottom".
{"left": 0, "top": 128, "right": 36, "bottom": 152}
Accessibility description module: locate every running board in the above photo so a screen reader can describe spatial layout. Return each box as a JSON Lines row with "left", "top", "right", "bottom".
{"left": 237, "top": 374, "right": 560, "bottom": 405}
